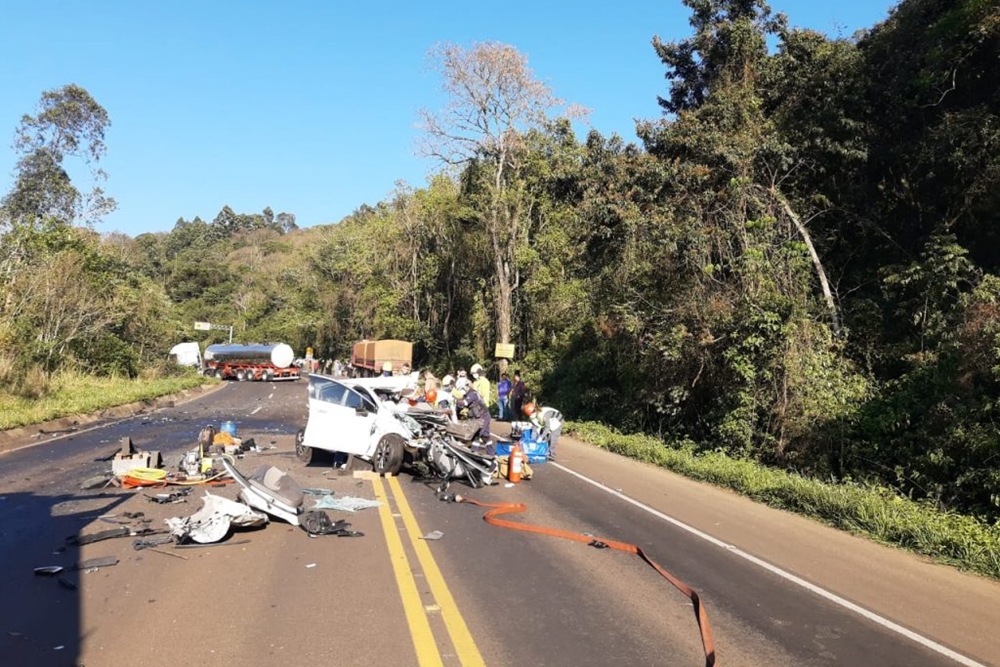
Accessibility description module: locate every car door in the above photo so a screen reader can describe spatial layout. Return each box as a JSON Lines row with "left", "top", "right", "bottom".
{"left": 303, "top": 380, "right": 353, "bottom": 453}
{"left": 339, "top": 386, "right": 379, "bottom": 456}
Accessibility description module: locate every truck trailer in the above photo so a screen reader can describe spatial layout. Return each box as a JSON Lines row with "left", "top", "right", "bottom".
{"left": 350, "top": 339, "right": 412, "bottom": 377}
{"left": 203, "top": 343, "right": 300, "bottom": 381}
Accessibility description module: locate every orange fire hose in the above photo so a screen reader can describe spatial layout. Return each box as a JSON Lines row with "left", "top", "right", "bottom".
{"left": 455, "top": 496, "right": 717, "bottom": 666}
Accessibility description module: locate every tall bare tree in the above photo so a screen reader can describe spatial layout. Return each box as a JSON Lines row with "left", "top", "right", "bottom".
{"left": 418, "top": 41, "right": 585, "bottom": 357}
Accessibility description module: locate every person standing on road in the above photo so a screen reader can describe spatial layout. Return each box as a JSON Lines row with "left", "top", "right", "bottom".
{"left": 510, "top": 371, "right": 527, "bottom": 422}
{"left": 496, "top": 372, "right": 511, "bottom": 421}
{"left": 471, "top": 364, "right": 491, "bottom": 416}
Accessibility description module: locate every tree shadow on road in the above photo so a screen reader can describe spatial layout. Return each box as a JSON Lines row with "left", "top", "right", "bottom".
{"left": 0, "top": 487, "right": 131, "bottom": 667}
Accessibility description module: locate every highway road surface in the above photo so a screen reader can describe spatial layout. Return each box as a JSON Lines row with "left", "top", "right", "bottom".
{"left": 1, "top": 379, "right": 999, "bottom": 666}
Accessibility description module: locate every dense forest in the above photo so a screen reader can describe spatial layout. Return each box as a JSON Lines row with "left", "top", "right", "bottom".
{"left": 2, "top": 0, "right": 998, "bottom": 520}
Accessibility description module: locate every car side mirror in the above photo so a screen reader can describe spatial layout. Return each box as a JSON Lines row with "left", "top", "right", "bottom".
{"left": 355, "top": 406, "right": 368, "bottom": 416}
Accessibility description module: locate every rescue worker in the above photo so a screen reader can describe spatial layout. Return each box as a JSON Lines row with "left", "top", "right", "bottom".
{"left": 525, "top": 403, "right": 563, "bottom": 459}
{"left": 455, "top": 369, "right": 470, "bottom": 392}
{"left": 438, "top": 374, "right": 458, "bottom": 421}
{"left": 457, "top": 386, "right": 491, "bottom": 441}
{"left": 381, "top": 361, "right": 393, "bottom": 377}
{"left": 471, "top": 364, "right": 491, "bottom": 415}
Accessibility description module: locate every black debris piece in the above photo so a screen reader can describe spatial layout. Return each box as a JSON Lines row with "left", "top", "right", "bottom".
{"left": 69, "top": 526, "right": 130, "bottom": 546}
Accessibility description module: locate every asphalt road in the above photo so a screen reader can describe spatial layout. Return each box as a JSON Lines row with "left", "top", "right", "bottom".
{"left": 1, "top": 380, "right": 999, "bottom": 667}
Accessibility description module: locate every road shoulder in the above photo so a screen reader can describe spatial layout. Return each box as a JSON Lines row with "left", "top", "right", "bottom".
{"left": 0, "top": 382, "right": 225, "bottom": 455}
{"left": 556, "top": 433, "right": 1000, "bottom": 666}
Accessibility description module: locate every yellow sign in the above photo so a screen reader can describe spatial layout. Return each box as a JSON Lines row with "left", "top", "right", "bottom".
{"left": 494, "top": 343, "right": 515, "bottom": 359}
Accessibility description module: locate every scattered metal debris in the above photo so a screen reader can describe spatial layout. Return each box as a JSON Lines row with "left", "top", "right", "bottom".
{"left": 173, "top": 539, "right": 251, "bottom": 550}
{"left": 69, "top": 527, "right": 130, "bottom": 546}
{"left": 166, "top": 492, "right": 267, "bottom": 544}
{"left": 77, "top": 556, "right": 119, "bottom": 570}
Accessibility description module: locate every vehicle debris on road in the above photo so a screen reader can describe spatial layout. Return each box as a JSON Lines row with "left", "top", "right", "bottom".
{"left": 165, "top": 492, "right": 267, "bottom": 544}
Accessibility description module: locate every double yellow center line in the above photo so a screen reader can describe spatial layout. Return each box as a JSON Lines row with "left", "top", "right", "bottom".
{"left": 370, "top": 473, "right": 485, "bottom": 667}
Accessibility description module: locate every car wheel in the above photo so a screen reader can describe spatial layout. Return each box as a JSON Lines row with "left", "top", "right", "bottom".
{"left": 264, "top": 369, "right": 274, "bottom": 382}
{"left": 295, "top": 430, "right": 314, "bottom": 464}
{"left": 372, "top": 434, "right": 405, "bottom": 477}
{"left": 236, "top": 369, "right": 246, "bottom": 381}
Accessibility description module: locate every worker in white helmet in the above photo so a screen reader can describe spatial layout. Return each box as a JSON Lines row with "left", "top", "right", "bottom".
{"left": 381, "top": 361, "right": 393, "bottom": 377}
{"left": 438, "top": 374, "right": 457, "bottom": 421}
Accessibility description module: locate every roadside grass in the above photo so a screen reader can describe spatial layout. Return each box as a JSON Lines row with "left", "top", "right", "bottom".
{"left": 567, "top": 421, "right": 1000, "bottom": 580}
{"left": 0, "top": 370, "right": 215, "bottom": 431}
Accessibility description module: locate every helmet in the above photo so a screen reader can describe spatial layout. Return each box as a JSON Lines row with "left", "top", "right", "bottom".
{"left": 442, "top": 374, "right": 455, "bottom": 387}
{"left": 382, "top": 361, "right": 393, "bottom": 372}
{"left": 470, "top": 363, "right": 483, "bottom": 377}
{"left": 523, "top": 402, "right": 537, "bottom": 417}
{"left": 425, "top": 388, "right": 438, "bottom": 404}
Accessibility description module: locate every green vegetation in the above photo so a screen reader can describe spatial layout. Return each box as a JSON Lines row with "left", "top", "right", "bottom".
{"left": 1, "top": 0, "right": 998, "bottom": 559}
{"left": 0, "top": 370, "right": 214, "bottom": 431}
{"left": 569, "top": 421, "right": 1000, "bottom": 579}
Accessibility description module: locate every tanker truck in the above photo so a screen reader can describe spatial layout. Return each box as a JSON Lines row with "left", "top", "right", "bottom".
{"left": 203, "top": 343, "right": 300, "bottom": 381}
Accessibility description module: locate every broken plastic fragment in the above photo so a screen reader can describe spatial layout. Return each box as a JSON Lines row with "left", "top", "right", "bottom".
{"left": 421, "top": 531, "right": 444, "bottom": 541}
{"left": 312, "top": 495, "right": 381, "bottom": 512}
{"left": 34, "top": 566, "right": 64, "bottom": 576}
{"left": 166, "top": 492, "right": 267, "bottom": 544}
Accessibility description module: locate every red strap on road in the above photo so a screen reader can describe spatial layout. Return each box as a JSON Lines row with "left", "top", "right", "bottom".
{"left": 459, "top": 497, "right": 717, "bottom": 666}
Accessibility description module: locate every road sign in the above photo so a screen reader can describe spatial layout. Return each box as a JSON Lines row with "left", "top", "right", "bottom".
{"left": 494, "top": 343, "right": 515, "bottom": 359}
{"left": 193, "top": 321, "right": 233, "bottom": 343}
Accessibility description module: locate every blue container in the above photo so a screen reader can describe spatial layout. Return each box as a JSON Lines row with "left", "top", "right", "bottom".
{"left": 220, "top": 421, "right": 238, "bottom": 437}
{"left": 496, "top": 438, "right": 548, "bottom": 462}
{"left": 522, "top": 438, "right": 549, "bottom": 463}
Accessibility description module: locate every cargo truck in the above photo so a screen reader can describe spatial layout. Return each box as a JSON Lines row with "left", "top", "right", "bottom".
{"left": 350, "top": 339, "right": 412, "bottom": 377}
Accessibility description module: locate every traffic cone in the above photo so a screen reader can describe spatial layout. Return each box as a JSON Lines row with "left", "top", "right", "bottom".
{"left": 508, "top": 444, "right": 524, "bottom": 483}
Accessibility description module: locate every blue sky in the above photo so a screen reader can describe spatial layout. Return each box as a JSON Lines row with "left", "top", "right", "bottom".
{"left": 0, "top": 1, "right": 898, "bottom": 237}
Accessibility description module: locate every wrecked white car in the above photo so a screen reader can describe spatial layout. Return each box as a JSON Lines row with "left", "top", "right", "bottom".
{"left": 296, "top": 374, "right": 421, "bottom": 475}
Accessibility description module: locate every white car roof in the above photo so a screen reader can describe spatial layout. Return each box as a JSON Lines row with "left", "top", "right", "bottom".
{"left": 347, "top": 376, "right": 414, "bottom": 391}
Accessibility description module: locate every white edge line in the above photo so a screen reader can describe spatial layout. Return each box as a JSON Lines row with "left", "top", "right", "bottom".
{"left": 550, "top": 461, "right": 986, "bottom": 667}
